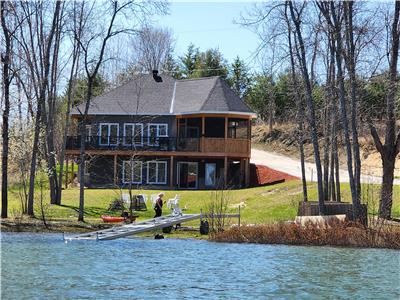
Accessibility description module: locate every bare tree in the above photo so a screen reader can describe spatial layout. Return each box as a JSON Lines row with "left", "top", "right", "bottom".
{"left": 1, "top": 1, "right": 13, "bottom": 218}
{"left": 132, "top": 25, "right": 173, "bottom": 72}
{"left": 369, "top": 1, "right": 400, "bottom": 219}
{"left": 284, "top": 4, "right": 307, "bottom": 202}
{"left": 288, "top": 1, "right": 325, "bottom": 214}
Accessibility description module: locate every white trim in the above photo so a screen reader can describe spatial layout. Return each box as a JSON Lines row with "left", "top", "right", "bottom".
{"left": 99, "top": 123, "right": 119, "bottom": 146}
{"left": 147, "top": 161, "right": 167, "bottom": 184}
{"left": 122, "top": 160, "right": 143, "bottom": 184}
{"left": 177, "top": 162, "right": 198, "bottom": 189}
{"left": 147, "top": 123, "right": 168, "bottom": 146}
{"left": 123, "top": 123, "right": 143, "bottom": 146}
{"left": 169, "top": 82, "right": 177, "bottom": 113}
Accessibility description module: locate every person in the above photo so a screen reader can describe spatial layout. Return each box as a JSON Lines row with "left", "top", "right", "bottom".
{"left": 154, "top": 192, "right": 164, "bottom": 218}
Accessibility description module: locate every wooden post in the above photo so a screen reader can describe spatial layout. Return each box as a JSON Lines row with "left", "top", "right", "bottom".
{"left": 248, "top": 118, "right": 251, "bottom": 155}
{"left": 71, "top": 159, "right": 75, "bottom": 183}
{"left": 224, "top": 156, "right": 228, "bottom": 187}
{"left": 65, "top": 157, "right": 69, "bottom": 189}
{"left": 201, "top": 116, "right": 205, "bottom": 152}
{"left": 170, "top": 156, "right": 174, "bottom": 188}
{"left": 114, "top": 155, "right": 117, "bottom": 185}
{"left": 224, "top": 117, "right": 228, "bottom": 153}
{"left": 244, "top": 158, "right": 250, "bottom": 187}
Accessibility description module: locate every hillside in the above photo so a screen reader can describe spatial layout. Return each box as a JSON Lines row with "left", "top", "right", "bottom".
{"left": 252, "top": 124, "right": 400, "bottom": 179}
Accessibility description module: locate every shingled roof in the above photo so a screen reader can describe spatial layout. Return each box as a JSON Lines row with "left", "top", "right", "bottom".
{"left": 71, "top": 74, "right": 255, "bottom": 116}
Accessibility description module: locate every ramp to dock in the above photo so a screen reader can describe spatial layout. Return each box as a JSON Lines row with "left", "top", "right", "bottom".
{"left": 65, "top": 214, "right": 201, "bottom": 241}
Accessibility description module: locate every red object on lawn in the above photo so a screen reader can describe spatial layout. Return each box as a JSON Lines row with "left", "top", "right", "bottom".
{"left": 101, "top": 215, "right": 125, "bottom": 223}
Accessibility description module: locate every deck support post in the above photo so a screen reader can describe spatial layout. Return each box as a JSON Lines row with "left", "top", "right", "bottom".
{"left": 65, "top": 157, "right": 69, "bottom": 189}
{"left": 224, "top": 156, "right": 228, "bottom": 187}
{"left": 201, "top": 116, "right": 205, "bottom": 152}
{"left": 224, "top": 116, "right": 228, "bottom": 153}
{"left": 71, "top": 159, "right": 75, "bottom": 183}
{"left": 114, "top": 155, "right": 117, "bottom": 186}
{"left": 170, "top": 156, "right": 174, "bottom": 188}
{"left": 244, "top": 158, "right": 250, "bottom": 187}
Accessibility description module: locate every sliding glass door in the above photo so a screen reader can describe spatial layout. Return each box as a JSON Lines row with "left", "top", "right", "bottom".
{"left": 178, "top": 162, "right": 198, "bottom": 189}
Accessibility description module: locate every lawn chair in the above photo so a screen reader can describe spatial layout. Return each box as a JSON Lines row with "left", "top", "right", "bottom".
{"left": 167, "top": 195, "right": 182, "bottom": 216}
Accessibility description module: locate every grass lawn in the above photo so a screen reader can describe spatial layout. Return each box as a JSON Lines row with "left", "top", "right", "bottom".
{"left": 5, "top": 180, "right": 400, "bottom": 225}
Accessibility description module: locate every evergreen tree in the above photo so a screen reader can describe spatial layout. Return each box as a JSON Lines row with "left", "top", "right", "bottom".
{"left": 180, "top": 43, "right": 200, "bottom": 78}
{"left": 227, "top": 56, "right": 251, "bottom": 98}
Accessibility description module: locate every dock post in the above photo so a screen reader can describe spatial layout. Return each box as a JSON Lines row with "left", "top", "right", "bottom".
{"left": 96, "top": 232, "right": 99, "bottom": 241}
{"left": 238, "top": 206, "right": 241, "bottom": 228}
{"left": 62, "top": 232, "right": 65, "bottom": 241}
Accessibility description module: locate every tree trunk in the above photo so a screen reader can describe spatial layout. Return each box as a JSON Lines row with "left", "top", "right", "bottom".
{"left": 369, "top": 1, "right": 400, "bottom": 219}
{"left": 27, "top": 1, "right": 62, "bottom": 216}
{"left": 1, "top": 0, "right": 11, "bottom": 218}
{"left": 289, "top": 2, "right": 325, "bottom": 214}
{"left": 380, "top": 154, "right": 396, "bottom": 218}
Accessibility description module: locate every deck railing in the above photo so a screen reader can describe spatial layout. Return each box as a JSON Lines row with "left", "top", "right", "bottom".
{"left": 66, "top": 135, "right": 250, "bottom": 155}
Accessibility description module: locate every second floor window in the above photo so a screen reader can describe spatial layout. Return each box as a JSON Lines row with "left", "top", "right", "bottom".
{"left": 148, "top": 124, "right": 168, "bottom": 146}
{"left": 123, "top": 123, "right": 143, "bottom": 146}
{"left": 99, "top": 123, "right": 119, "bottom": 146}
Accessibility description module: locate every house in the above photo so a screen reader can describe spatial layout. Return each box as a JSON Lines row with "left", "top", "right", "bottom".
{"left": 66, "top": 71, "right": 256, "bottom": 189}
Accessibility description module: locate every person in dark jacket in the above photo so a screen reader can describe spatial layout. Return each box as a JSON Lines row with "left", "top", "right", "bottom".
{"left": 154, "top": 193, "right": 164, "bottom": 218}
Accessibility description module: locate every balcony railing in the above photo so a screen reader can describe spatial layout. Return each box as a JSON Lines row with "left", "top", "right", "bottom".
{"left": 66, "top": 135, "right": 250, "bottom": 155}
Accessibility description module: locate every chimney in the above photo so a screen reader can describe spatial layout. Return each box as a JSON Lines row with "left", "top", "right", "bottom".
{"left": 152, "top": 70, "right": 162, "bottom": 82}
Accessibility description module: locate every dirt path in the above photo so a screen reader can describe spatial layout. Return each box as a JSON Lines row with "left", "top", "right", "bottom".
{"left": 251, "top": 148, "right": 400, "bottom": 185}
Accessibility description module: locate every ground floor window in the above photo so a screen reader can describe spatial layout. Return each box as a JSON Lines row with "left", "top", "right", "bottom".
{"left": 147, "top": 161, "right": 167, "bottom": 184}
{"left": 122, "top": 160, "right": 142, "bottom": 184}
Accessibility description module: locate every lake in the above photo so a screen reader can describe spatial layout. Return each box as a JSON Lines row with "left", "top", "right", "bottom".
{"left": 1, "top": 233, "right": 399, "bottom": 299}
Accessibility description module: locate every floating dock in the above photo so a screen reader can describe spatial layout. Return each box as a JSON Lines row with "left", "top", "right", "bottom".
{"left": 65, "top": 214, "right": 201, "bottom": 241}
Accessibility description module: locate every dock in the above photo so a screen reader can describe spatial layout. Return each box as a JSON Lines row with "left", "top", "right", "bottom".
{"left": 64, "top": 214, "right": 201, "bottom": 241}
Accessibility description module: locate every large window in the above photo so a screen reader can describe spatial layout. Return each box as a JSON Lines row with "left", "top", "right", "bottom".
{"left": 122, "top": 160, "right": 142, "bottom": 184}
{"left": 148, "top": 123, "right": 168, "bottom": 146}
{"left": 123, "top": 123, "right": 143, "bottom": 146}
{"left": 147, "top": 161, "right": 167, "bottom": 184}
{"left": 99, "top": 123, "right": 119, "bottom": 146}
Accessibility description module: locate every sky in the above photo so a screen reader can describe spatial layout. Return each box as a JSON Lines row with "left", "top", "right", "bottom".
{"left": 154, "top": 2, "right": 261, "bottom": 71}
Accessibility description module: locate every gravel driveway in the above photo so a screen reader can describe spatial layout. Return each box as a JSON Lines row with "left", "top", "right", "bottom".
{"left": 251, "top": 148, "right": 400, "bottom": 185}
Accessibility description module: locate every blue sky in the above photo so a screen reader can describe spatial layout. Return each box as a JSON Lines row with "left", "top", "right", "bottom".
{"left": 155, "top": 2, "right": 260, "bottom": 71}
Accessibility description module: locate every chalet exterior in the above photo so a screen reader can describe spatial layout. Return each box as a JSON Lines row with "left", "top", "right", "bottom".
{"left": 66, "top": 72, "right": 256, "bottom": 189}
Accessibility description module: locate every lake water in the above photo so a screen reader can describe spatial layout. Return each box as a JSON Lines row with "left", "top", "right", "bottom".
{"left": 1, "top": 233, "right": 399, "bottom": 300}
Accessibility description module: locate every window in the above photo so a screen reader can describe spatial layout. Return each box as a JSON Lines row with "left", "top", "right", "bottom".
{"left": 147, "top": 161, "right": 167, "bottom": 184}
{"left": 99, "top": 123, "right": 119, "bottom": 145}
{"left": 148, "top": 124, "right": 168, "bottom": 146}
{"left": 123, "top": 123, "right": 143, "bottom": 146}
{"left": 205, "top": 163, "right": 216, "bottom": 187}
{"left": 122, "top": 160, "right": 142, "bottom": 184}
{"left": 84, "top": 161, "right": 90, "bottom": 175}
{"left": 85, "top": 125, "right": 92, "bottom": 142}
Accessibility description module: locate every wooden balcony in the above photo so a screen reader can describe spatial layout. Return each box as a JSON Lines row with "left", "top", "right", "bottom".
{"left": 66, "top": 136, "right": 250, "bottom": 157}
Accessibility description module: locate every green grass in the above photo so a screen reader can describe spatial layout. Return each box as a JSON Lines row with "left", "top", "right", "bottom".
{"left": 5, "top": 180, "right": 400, "bottom": 224}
